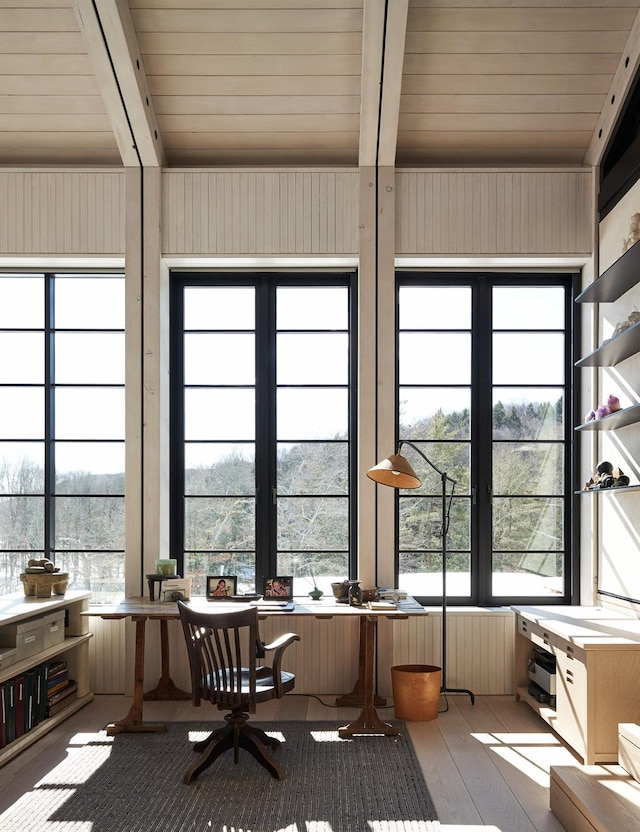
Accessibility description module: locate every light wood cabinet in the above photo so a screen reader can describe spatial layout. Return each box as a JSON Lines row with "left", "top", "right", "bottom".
{"left": 0, "top": 591, "right": 93, "bottom": 767}
{"left": 513, "top": 605, "right": 640, "bottom": 764}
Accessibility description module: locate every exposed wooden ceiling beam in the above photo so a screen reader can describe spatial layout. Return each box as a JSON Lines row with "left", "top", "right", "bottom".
{"left": 359, "top": 0, "right": 386, "bottom": 167}
{"left": 73, "top": 0, "right": 166, "bottom": 167}
{"left": 378, "top": 0, "right": 408, "bottom": 167}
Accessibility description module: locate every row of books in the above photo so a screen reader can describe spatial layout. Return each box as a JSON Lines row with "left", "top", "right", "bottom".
{"left": 0, "top": 659, "right": 77, "bottom": 749}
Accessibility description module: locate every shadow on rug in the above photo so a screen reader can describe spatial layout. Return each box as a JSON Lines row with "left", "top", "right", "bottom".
{"left": 0, "top": 721, "right": 440, "bottom": 831}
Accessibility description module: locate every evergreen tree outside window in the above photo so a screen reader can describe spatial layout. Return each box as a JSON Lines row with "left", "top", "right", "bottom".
{"left": 397, "top": 274, "right": 577, "bottom": 605}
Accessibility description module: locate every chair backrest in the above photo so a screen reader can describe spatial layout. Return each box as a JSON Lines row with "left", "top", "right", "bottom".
{"left": 178, "top": 602, "right": 260, "bottom": 712}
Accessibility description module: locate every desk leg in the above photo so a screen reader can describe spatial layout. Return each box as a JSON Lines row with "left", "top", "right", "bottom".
{"left": 338, "top": 616, "right": 397, "bottom": 738}
{"left": 106, "top": 616, "right": 167, "bottom": 735}
{"left": 335, "top": 613, "right": 386, "bottom": 708}
{"left": 144, "top": 620, "right": 191, "bottom": 701}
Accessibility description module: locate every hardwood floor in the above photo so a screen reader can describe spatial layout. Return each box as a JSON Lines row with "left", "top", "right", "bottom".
{"left": 0, "top": 693, "right": 575, "bottom": 831}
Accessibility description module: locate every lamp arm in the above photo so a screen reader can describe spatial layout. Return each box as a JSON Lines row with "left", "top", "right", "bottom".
{"left": 397, "top": 440, "right": 457, "bottom": 488}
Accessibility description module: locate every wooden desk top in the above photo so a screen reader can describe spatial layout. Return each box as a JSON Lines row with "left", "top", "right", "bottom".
{"left": 85, "top": 595, "right": 427, "bottom": 620}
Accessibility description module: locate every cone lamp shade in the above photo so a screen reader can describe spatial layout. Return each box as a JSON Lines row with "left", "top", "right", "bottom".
{"left": 366, "top": 452, "right": 422, "bottom": 489}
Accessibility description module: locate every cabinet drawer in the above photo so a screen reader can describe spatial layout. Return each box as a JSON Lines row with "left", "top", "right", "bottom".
{"left": 43, "top": 610, "right": 66, "bottom": 649}
{"left": 517, "top": 614, "right": 555, "bottom": 650}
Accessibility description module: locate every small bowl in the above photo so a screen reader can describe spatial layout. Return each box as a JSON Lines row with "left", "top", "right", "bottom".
{"left": 331, "top": 581, "right": 350, "bottom": 600}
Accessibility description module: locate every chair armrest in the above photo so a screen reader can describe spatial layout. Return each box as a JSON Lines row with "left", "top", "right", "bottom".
{"left": 262, "top": 632, "right": 300, "bottom": 697}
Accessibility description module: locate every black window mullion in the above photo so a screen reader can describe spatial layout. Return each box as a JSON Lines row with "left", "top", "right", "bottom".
{"left": 255, "top": 278, "right": 276, "bottom": 578}
{"left": 44, "top": 274, "right": 55, "bottom": 560}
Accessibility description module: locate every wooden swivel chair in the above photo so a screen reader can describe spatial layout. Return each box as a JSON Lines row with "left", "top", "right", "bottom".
{"left": 177, "top": 600, "right": 300, "bottom": 782}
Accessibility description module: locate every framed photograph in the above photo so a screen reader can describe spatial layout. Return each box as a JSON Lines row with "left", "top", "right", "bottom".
{"left": 262, "top": 576, "right": 293, "bottom": 600}
{"left": 206, "top": 575, "right": 237, "bottom": 600}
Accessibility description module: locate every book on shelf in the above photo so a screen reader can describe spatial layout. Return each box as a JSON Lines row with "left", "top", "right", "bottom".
{"left": 14, "top": 675, "right": 26, "bottom": 740}
{"left": 377, "top": 589, "right": 408, "bottom": 600}
{"left": 47, "top": 682, "right": 78, "bottom": 717}
{"left": 3, "top": 679, "right": 15, "bottom": 745}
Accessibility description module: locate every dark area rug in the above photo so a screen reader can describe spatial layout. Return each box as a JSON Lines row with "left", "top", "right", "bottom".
{"left": 0, "top": 721, "right": 439, "bottom": 831}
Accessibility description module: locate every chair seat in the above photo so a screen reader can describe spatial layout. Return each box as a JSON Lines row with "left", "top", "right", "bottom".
{"left": 209, "top": 667, "right": 296, "bottom": 704}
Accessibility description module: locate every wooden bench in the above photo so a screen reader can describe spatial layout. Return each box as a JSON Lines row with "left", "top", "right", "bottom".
{"left": 550, "top": 725, "right": 640, "bottom": 831}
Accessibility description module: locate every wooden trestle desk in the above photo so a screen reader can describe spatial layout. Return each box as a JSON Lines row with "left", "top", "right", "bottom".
{"left": 84, "top": 595, "right": 428, "bottom": 739}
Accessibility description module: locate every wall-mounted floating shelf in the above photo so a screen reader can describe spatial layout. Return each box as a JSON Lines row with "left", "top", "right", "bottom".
{"left": 575, "top": 321, "right": 640, "bottom": 367}
{"left": 576, "top": 239, "right": 640, "bottom": 303}
{"left": 575, "top": 403, "right": 640, "bottom": 431}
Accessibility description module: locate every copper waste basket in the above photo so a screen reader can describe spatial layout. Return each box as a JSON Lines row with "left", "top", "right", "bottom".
{"left": 391, "top": 664, "right": 442, "bottom": 721}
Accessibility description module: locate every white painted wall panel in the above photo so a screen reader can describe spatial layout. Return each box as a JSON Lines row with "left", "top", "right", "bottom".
{"left": 395, "top": 169, "right": 592, "bottom": 255}
{"left": 0, "top": 170, "right": 126, "bottom": 255}
{"left": 161, "top": 170, "right": 359, "bottom": 255}
{"left": 89, "top": 609, "right": 514, "bottom": 697}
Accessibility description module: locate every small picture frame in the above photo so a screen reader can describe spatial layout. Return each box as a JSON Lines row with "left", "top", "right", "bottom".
{"left": 262, "top": 576, "right": 293, "bottom": 600}
{"left": 206, "top": 575, "right": 237, "bottom": 599}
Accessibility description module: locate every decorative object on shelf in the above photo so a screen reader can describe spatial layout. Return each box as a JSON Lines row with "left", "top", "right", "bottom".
{"left": 367, "top": 441, "right": 475, "bottom": 707}
{"left": 604, "top": 309, "right": 640, "bottom": 344}
{"left": 331, "top": 580, "right": 350, "bottom": 602}
{"left": 622, "top": 212, "right": 640, "bottom": 252}
{"left": 154, "top": 559, "right": 177, "bottom": 577}
{"left": 348, "top": 580, "right": 362, "bottom": 606}
{"left": 584, "top": 394, "right": 622, "bottom": 422}
{"left": 20, "top": 563, "right": 68, "bottom": 598}
{"left": 161, "top": 577, "right": 192, "bottom": 602}
{"left": 302, "top": 569, "right": 323, "bottom": 600}
{"left": 583, "top": 460, "right": 631, "bottom": 490}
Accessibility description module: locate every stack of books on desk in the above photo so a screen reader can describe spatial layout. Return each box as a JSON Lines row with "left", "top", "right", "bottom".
{"left": 377, "top": 588, "right": 408, "bottom": 600}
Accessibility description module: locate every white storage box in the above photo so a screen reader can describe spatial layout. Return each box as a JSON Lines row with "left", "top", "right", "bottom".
{"left": 0, "top": 646, "right": 17, "bottom": 671}
{"left": 43, "top": 610, "right": 65, "bottom": 649}
{"left": 0, "top": 616, "right": 44, "bottom": 661}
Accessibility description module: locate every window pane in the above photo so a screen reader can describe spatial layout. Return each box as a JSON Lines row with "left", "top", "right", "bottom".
{"left": 184, "top": 497, "right": 255, "bottom": 549}
{"left": 184, "top": 286, "right": 254, "bottom": 330}
{"left": 277, "top": 286, "right": 347, "bottom": 329}
{"left": 492, "top": 552, "right": 562, "bottom": 597}
{"left": 184, "top": 333, "right": 254, "bottom": 385}
{"left": 0, "top": 276, "right": 43, "bottom": 327}
{"left": 55, "top": 551, "right": 125, "bottom": 602}
{"left": 277, "top": 496, "right": 348, "bottom": 549}
{"left": 400, "top": 389, "right": 471, "bottom": 440}
{"left": 493, "top": 443, "right": 564, "bottom": 495}
{"left": 277, "top": 388, "right": 347, "bottom": 440}
{"left": 0, "top": 333, "right": 43, "bottom": 383}
{"left": 399, "top": 496, "right": 470, "bottom": 550}
{"left": 278, "top": 552, "right": 350, "bottom": 592}
{"left": 0, "top": 443, "right": 44, "bottom": 493}
{"left": 277, "top": 333, "right": 348, "bottom": 384}
{"left": 0, "top": 496, "right": 44, "bottom": 548}
{"left": 55, "top": 333, "right": 125, "bottom": 384}
{"left": 399, "top": 551, "right": 471, "bottom": 597}
{"left": 493, "top": 286, "right": 564, "bottom": 330}
{"left": 55, "top": 443, "right": 124, "bottom": 494}
{"left": 277, "top": 442, "right": 348, "bottom": 495}
{"left": 398, "top": 442, "right": 470, "bottom": 494}
{"left": 399, "top": 333, "right": 470, "bottom": 384}
{"left": 493, "top": 333, "right": 564, "bottom": 384}
{"left": 184, "top": 551, "right": 256, "bottom": 596}
{"left": 55, "top": 496, "right": 124, "bottom": 549}
{"left": 56, "top": 442, "right": 125, "bottom": 478}
{"left": 185, "top": 389, "right": 255, "bottom": 441}
{"left": 493, "top": 389, "right": 564, "bottom": 439}
{"left": 493, "top": 497, "right": 564, "bottom": 550}
{"left": 56, "top": 388, "right": 124, "bottom": 440}
{"left": 55, "top": 276, "right": 124, "bottom": 329}
{"left": 399, "top": 286, "right": 471, "bottom": 329}
{"left": 185, "top": 443, "right": 255, "bottom": 496}
{"left": 0, "top": 388, "right": 44, "bottom": 438}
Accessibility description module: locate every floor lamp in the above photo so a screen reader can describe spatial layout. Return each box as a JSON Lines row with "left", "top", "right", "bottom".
{"left": 367, "top": 440, "right": 475, "bottom": 706}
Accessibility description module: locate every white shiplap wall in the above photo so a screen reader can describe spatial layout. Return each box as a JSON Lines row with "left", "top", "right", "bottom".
{"left": 0, "top": 170, "right": 126, "bottom": 255}
{"left": 162, "top": 169, "right": 360, "bottom": 255}
{"left": 91, "top": 610, "right": 515, "bottom": 698}
{"left": 396, "top": 169, "right": 593, "bottom": 255}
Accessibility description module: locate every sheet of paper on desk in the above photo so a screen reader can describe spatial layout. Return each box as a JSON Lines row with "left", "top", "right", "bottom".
{"left": 250, "top": 600, "right": 295, "bottom": 611}
{"left": 367, "top": 600, "right": 397, "bottom": 610}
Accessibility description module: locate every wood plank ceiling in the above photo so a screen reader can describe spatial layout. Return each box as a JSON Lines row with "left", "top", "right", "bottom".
{"left": 1, "top": 0, "right": 639, "bottom": 169}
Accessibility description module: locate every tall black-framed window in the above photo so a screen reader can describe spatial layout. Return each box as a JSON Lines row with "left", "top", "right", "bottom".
{"left": 170, "top": 272, "right": 357, "bottom": 596}
{"left": 0, "top": 272, "right": 125, "bottom": 599}
{"left": 396, "top": 273, "right": 578, "bottom": 606}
